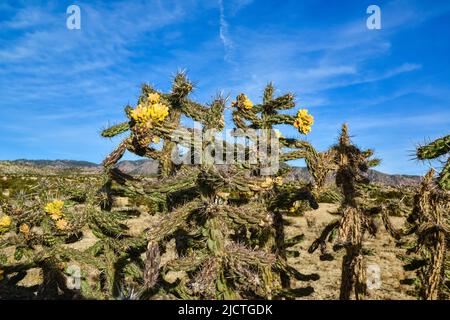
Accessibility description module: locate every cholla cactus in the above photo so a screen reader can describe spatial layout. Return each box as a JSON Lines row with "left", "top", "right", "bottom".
{"left": 417, "top": 135, "right": 450, "bottom": 191}
{"left": 384, "top": 135, "right": 450, "bottom": 300}
{"left": 308, "top": 124, "right": 384, "bottom": 300}
{"left": 0, "top": 177, "right": 116, "bottom": 299}
{"left": 101, "top": 71, "right": 225, "bottom": 178}
{"left": 402, "top": 169, "right": 450, "bottom": 299}
{"left": 231, "top": 83, "right": 323, "bottom": 291}
{"left": 98, "top": 75, "right": 311, "bottom": 299}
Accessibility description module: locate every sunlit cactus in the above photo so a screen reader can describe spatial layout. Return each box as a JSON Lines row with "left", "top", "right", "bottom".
{"left": 382, "top": 136, "right": 450, "bottom": 300}
{"left": 230, "top": 83, "right": 324, "bottom": 291}
{"left": 101, "top": 71, "right": 225, "bottom": 178}
{"left": 308, "top": 124, "right": 385, "bottom": 300}
{"left": 402, "top": 169, "right": 450, "bottom": 299}
{"left": 96, "top": 75, "right": 316, "bottom": 299}
{"left": 0, "top": 177, "right": 122, "bottom": 299}
{"left": 417, "top": 135, "right": 450, "bottom": 190}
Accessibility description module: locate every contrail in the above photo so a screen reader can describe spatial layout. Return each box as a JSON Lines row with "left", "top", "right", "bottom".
{"left": 218, "top": 0, "right": 233, "bottom": 62}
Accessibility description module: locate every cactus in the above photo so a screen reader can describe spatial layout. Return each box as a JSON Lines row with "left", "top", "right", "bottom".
{"left": 308, "top": 124, "right": 386, "bottom": 300}
{"left": 230, "top": 83, "right": 324, "bottom": 291}
{"left": 0, "top": 177, "right": 119, "bottom": 299}
{"left": 5, "top": 74, "right": 447, "bottom": 300}
{"left": 97, "top": 75, "right": 316, "bottom": 299}
{"left": 417, "top": 135, "right": 450, "bottom": 191}
{"left": 101, "top": 71, "right": 224, "bottom": 178}
{"left": 381, "top": 135, "right": 450, "bottom": 300}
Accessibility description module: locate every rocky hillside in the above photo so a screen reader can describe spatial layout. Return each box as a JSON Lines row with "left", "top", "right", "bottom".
{"left": 0, "top": 159, "right": 421, "bottom": 186}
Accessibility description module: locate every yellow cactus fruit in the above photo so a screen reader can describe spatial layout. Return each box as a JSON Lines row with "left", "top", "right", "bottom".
{"left": 55, "top": 219, "right": 68, "bottom": 231}
{"left": 0, "top": 215, "right": 12, "bottom": 233}
{"left": 19, "top": 223, "right": 30, "bottom": 235}
{"left": 274, "top": 129, "right": 283, "bottom": 139}
{"left": 232, "top": 93, "right": 253, "bottom": 109}
{"left": 44, "top": 200, "right": 64, "bottom": 220}
{"left": 260, "top": 177, "right": 274, "bottom": 189}
{"left": 147, "top": 92, "right": 161, "bottom": 103}
{"left": 293, "top": 109, "right": 314, "bottom": 135}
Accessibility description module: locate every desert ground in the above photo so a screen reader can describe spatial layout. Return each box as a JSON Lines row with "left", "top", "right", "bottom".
{"left": 286, "top": 203, "right": 415, "bottom": 300}
{"left": 8, "top": 198, "right": 416, "bottom": 300}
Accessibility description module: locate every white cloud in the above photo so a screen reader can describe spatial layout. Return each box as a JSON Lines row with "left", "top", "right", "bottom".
{"left": 218, "top": 0, "right": 234, "bottom": 62}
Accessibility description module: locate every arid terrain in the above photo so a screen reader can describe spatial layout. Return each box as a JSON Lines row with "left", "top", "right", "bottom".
{"left": 8, "top": 203, "right": 416, "bottom": 299}
{"left": 0, "top": 161, "right": 421, "bottom": 300}
{"left": 287, "top": 203, "right": 415, "bottom": 300}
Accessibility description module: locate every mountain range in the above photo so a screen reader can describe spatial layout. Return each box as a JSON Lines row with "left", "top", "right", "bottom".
{"left": 0, "top": 159, "right": 422, "bottom": 186}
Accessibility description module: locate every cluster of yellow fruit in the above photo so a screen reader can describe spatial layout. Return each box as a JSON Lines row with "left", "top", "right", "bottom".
{"left": 44, "top": 200, "right": 68, "bottom": 231}
{"left": 232, "top": 93, "right": 253, "bottom": 110}
{"left": 130, "top": 92, "right": 169, "bottom": 127}
{"left": 0, "top": 215, "right": 12, "bottom": 233}
{"left": 293, "top": 109, "right": 314, "bottom": 134}
{"left": 0, "top": 213, "right": 30, "bottom": 236}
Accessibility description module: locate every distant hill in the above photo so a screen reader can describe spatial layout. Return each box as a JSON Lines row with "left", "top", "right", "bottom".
{"left": 287, "top": 167, "right": 421, "bottom": 187}
{"left": 115, "top": 160, "right": 159, "bottom": 176}
{"left": 0, "top": 159, "right": 422, "bottom": 186}
{"left": 0, "top": 159, "right": 160, "bottom": 176}
{"left": 12, "top": 159, "right": 98, "bottom": 168}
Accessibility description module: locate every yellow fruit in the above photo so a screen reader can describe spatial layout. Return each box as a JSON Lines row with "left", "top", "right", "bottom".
{"left": 232, "top": 93, "right": 253, "bottom": 109}
{"left": 19, "top": 223, "right": 30, "bottom": 234}
{"left": 131, "top": 101, "right": 169, "bottom": 127}
{"left": 148, "top": 103, "right": 169, "bottom": 122}
{"left": 147, "top": 92, "right": 160, "bottom": 103}
{"left": 293, "top": 109, "right": 314, "bottom": 135}
{"left": 55, "top": 219, "right": 68, "bottom": 231}
{"left": 0, "top": 269, "right": 4, "bottom": 281}
{"left": 0, "top": 215, "right": 12, "bottom": 228}
{"left": 44, "top": 200, "right": 64, "bottom": 218}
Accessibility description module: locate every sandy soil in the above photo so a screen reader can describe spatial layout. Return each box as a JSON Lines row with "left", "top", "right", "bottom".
{"left": 286, "top": 203, "right": 416, "bottom": 300}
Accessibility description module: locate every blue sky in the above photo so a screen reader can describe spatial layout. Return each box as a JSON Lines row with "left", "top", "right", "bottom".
{"left": 0, "top": 0, "right": 449, "bottom": 175}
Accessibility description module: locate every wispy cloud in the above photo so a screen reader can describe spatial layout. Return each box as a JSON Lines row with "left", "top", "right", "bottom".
{"left": 218, "top": 0, "right": 234, "bottom": 63}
